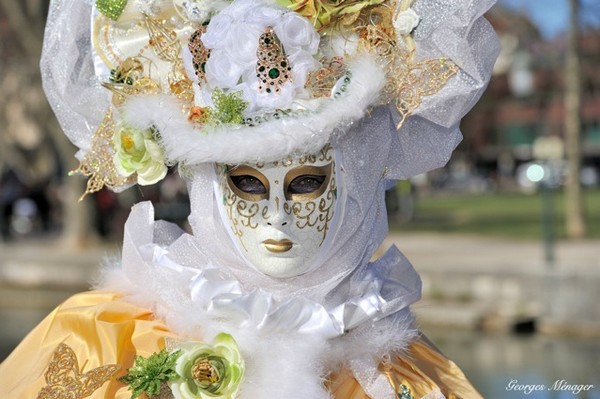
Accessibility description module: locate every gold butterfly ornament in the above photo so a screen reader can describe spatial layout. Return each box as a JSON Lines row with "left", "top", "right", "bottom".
{"left": 37, "top": 343, "right": 119, "bottom": 399}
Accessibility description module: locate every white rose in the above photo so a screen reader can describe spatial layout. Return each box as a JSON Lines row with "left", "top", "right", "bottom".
{"left": 205, "top": 49, "right": 244, "bottom": 89}
{"left": 244, "top": 80, "right": 295, "bottom": 111}
{"left": 224, "top": 0, "right": 256, "bottom": 19}
{"left": 393, "top": 8, "right": 420, "bottom": 36}
{"left": 274, "top": 13, "right": 319, "bottom": 53}
{"left": 201, "top": 13, "right": 232, "bottom": 48}
{"left": 247, "top": 3, "right": 282, "bottom": 26}
{"left": 224, "top": 24, "right": 263, "bottom": 68}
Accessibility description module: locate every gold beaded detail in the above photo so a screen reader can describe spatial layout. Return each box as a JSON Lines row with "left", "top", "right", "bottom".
{"left": 69, "top": 109, "right": 135, "bottom": 201}
{"left": 256, "top": 27, "right": 292, "bottom": 94}
{"left": 188, "top": 25, "right": 211, "bottom": 83}
{"left": 37, "top": 343, "right": 119, "bottom": 399}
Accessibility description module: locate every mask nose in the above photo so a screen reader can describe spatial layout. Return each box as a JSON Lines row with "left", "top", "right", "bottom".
{"left": 265, "top": 196, "right": 290, "bottom": 227}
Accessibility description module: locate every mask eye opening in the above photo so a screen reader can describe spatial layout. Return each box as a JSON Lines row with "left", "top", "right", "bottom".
{"left": 226, "top": 165, "right": 270, "bottom": 201}
{"left": 284, "top": 163, "right": 332, "bottom": 201}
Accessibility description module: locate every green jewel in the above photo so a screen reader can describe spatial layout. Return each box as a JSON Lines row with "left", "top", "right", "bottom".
{"left": 96, "top": 0, "right": 128, "bottom": 21}
{"left": 268, "top": 68, "right": 280, "bottom": 79}
{"left": 398, "top": 384, "right": 414, "bottom": 399}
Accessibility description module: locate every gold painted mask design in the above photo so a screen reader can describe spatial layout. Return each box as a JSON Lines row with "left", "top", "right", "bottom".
{"left": 217, "top": 146, "right": 337, "bottom": 278}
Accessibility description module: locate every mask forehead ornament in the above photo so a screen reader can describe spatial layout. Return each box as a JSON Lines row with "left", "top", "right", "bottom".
{"left": 217, "top": 145, "right": 338, "bottom": 278}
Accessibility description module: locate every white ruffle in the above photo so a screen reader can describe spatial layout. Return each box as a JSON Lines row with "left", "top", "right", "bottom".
{"left": 100, "top": 201, "right": 421, "bottom": 399}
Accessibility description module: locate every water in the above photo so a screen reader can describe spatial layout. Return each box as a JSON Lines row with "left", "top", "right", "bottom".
{"left": 425, "top": 328, "right": 600, "bottom": 399}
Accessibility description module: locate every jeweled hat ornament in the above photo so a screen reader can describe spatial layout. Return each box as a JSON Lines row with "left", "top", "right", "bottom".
{"left": 42, "top": 0, "right": 498, "bottom": 198}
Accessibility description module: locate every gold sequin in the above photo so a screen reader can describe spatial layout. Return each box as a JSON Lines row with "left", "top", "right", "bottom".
{"left": 37, "top": 343, "right": 119, "bottom": 399}
{"left": 69, "top": 109, "right": 135, "bottom": 201}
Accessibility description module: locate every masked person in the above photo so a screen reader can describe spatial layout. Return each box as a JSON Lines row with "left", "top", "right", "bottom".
{"left": 0, "top": 0, "right": 499, "bottom": 398}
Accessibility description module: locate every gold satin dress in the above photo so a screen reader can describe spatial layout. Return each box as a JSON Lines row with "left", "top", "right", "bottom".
{"left": 0, "top": 291, "right": 482, "bottom": 399}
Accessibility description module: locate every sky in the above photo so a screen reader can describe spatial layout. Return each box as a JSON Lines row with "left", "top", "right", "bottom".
{"left": 498, "top": 0, "right": 569, "bottom": 38}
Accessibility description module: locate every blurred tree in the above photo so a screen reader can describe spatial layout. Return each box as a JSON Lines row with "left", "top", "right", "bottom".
{"left": 0, "top": 0, "right": 97, "bottom": 246}
{"left": 564, "top": 0, "right": 586, "bottom": 238}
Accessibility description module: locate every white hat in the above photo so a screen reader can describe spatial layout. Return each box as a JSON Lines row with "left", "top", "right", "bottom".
{"left": 41, "top": 0, "right": 499, "bottom": 197}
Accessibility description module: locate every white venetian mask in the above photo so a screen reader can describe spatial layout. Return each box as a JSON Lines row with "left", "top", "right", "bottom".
{"left": 216, "top": 146, "right": 338, "bottom": 278}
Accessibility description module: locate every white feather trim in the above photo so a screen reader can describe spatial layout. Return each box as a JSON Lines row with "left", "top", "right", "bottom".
{"left": 122, "top": 56, "right": 385, "bottom": 165}
{"left": 97, "top": 261, "right": 418, "bottom": 399}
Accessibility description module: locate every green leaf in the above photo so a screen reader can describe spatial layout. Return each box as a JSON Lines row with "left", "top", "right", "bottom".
{"left": 210, "top": 88, "right": 248, "bottom": 125}
{"left": 119, "top": 349, "right": 181, "bottom": 399}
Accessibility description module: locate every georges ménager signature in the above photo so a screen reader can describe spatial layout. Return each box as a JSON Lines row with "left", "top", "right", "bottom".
{"left": 506, "top": 379, "right": 595, "bottom": 395}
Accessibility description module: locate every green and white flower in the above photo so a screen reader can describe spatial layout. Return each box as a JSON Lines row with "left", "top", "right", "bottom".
{"left": 170, "top": 333, "right": 244, "bottom": 399}
{"left": 113, "top": 125, "right": 168, "bottom": 185}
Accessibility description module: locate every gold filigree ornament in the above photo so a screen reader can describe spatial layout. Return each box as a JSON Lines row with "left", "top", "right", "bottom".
{"left": 144, "top": 15, "right": 195, "bottom": 108}
{"left": 37, "top": 343, "right": 119, "bottom": 399}
{"left": 355, "top": 5, "right": 458, "bottom": 129}
{"left": 69, "top": 109, "right": 136, "bottom": 201}
{"left": 256, "top": 27, "right": 292, "bottom": 94}
{"left": 305, "top": 56, "right": 347, "bottom": 98}
{"left": 392, "top": 57, "right": 458, "bottom": 128}
{"left": 145, "top": 14, "right": 181, "bottom": 64}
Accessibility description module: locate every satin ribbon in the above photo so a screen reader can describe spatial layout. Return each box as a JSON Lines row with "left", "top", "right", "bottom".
{"left": 141, "top": 237, "right": 390, "bottom": 339}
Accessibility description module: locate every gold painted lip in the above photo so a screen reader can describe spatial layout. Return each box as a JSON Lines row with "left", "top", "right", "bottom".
{"left": 262, "top": 239, "right": 293, "bottom": 253}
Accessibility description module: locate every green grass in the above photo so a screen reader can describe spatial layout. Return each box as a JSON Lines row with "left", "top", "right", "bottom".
{"left": 390, "top": 188, "right": 600, "bottom": 239}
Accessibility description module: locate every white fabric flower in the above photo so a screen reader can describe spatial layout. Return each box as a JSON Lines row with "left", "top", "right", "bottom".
{"left": 204, "top": 49, "right": 244, "bottom": 89}
{"left": 393, "top": 8, "right": 420, "bottom": 36}
{"left": 113, "top": 126, "right": 167, "bottom": 185}
{"left": 320, "top": 33, "right": 360, "bottom": 58}
{"left": 223, "top": 24, "right": 262, "bottom": 67}
{"left": 200, "top": 13, "right": 232, "bottom": 48}
{"left": 274, "top": 13, "right": 319, "bottom": 53}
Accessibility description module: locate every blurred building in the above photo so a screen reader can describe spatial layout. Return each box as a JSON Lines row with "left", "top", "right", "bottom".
{"left": 459, "top": 6, "right": 600, "bottom": 186}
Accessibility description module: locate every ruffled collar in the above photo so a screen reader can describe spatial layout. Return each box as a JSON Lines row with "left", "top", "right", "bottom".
{"left": 105, "top": 201, "right": 422, "bottom": 398}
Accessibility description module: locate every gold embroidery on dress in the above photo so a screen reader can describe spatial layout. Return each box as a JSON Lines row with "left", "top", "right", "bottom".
{"left": 69, "top": 109, "right": 136, "bottom": 201}
{"left": 37, "top": 343, "right": 119, "bottom": 399}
